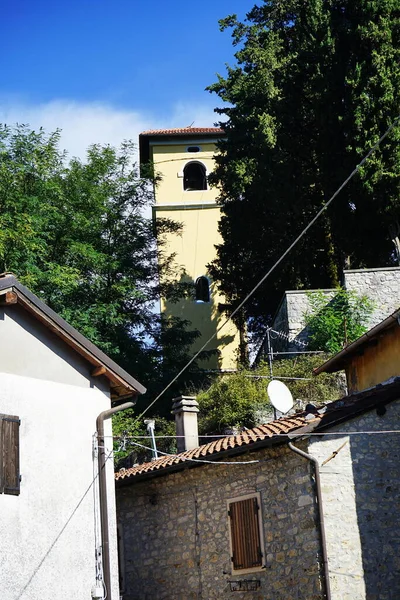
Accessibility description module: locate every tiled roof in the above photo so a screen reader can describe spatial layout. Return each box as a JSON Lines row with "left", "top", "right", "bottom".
{"left": 140, "top": 127, "right": 224, "bottom": 136}
{"left": 115, "top": 414, "right": 312, "bottom": 481}
{"left": 115, "top": 376, "right": 400, "bottom": 484}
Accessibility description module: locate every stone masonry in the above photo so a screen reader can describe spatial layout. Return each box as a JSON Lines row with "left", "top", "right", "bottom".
{"left": 117, "top": 443, "right": 323, "bottom": 600}
{"left": 309, "top": 398, "right": 400, "bottom": 600}
{"left": 266, "top": 267, "right": 400, "bottom": 354}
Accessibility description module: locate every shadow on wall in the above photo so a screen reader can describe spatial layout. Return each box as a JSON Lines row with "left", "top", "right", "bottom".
{"left": 164, "top": 272, "right": 236, "bottom": 370}
{"left": 350, "top": 413, "right": 400, "bottom": 599}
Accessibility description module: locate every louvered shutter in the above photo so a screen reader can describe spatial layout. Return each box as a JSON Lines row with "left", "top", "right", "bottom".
{"left": 228, "top": 497, "right": 263, "bottom": 570}
{"left": 0, "top": 414, "right": 20, "bottom": 495}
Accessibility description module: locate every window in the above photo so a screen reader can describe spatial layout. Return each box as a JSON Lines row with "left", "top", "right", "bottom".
{"left": 187, "top": 146, "right": 200, "bottom": 153}
{"left": 195, "top": 276, "right": 210, "bottom": 303}
{"left": 227, "top": 493, "right": 264, "bottom": 572}
{"left": 183, "top": 162, "right": 207, "bottom": 191}
{"left": 0, "top": 413, "right": 20, "bottom": 495}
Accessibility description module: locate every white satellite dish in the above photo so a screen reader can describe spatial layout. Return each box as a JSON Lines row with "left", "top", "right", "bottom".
{"left": 267, "top": 380, "right": 294, "bottom": 414}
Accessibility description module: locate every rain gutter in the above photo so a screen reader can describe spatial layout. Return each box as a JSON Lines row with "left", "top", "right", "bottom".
{"left": 97, "top": 400, "right": 136, "bottom": 599}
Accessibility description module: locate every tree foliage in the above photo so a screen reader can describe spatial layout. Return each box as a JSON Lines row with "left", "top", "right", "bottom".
{"left": 197, "top": 355, "right": 344, "bottom": 434}
{"left": 0, "top": 124, "right": 202, "bottom": 409}
{"left": 304, "top": 287, "right": 374, "bottom": 353}
{"left": 208, "top": 1, "right": 400, "bottom": 335}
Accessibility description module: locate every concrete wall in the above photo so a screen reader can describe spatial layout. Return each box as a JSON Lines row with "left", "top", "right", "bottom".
{"left": 0, "top": 308, "right": 119, "bottom": 600}
{"left": 117, "top": 444, "right": 323, "bottom": 600}
{"left": 309, "top": 398, "right": 400, "bottom": 600}
{"left": 151, "top": 138, "right": 240, "bottom": 370}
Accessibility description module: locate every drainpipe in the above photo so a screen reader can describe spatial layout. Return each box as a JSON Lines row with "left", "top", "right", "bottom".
{"left": 96, "top": 400, "right": 136, "bottom": 600}
{"left": 288, "top": 441, "right": 332, "bottom": 600}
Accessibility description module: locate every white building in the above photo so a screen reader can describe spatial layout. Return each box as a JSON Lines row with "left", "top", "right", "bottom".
{"left": 0, "top": 273, "right": 145, "bottom": 600}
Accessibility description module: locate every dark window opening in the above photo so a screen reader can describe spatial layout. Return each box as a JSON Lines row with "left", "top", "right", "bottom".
{"left": 195, "top": 276, "right": 210, "bottom": 303}
{"left": 187, "top": 146, "right": 200, "bottom": 153}
{"left": 0, "top": 413, "right": 20, "bottom": 496}
{"left": 183, "top": 162, "right": 207, "bottom": 191}
{"left": 228, "top": 496, "right": 263, "bottom": 571}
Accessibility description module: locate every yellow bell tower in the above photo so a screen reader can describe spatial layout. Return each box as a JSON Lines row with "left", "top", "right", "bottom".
{"left": 139, "top": 127, "right": 240, "bottom": 370}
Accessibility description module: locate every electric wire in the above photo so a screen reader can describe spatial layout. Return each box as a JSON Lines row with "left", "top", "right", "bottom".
{"left": 127, "top": 439, "right": 260, "bottom": 464}
{"left": 134, "top": 114, "right": 400, "bottom": 425}
{"left": 109, "top": 429, "right": 400, "bottom": 441}
{"left": 14, "top": 446, "right": 115, "bottom": 600}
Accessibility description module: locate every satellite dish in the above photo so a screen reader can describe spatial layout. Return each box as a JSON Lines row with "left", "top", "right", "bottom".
{"left": 267, "top": 380, "right": 294, "bottom": 414}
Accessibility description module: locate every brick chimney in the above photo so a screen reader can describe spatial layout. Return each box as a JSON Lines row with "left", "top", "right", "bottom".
{"left": 171, "top": 396, "right": 199, "bottom": 453}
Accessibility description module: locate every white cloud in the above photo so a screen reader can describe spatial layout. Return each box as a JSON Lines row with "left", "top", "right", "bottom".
{"left": 0, "top": 98, "right": 219, "bottom": 161}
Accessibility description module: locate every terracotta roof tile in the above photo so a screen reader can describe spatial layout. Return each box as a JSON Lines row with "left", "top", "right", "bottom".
{"left": 115, "top": 377, "right": 400, "bottom": 484}
{"left": 115, "top": 411, "right": 310, "bottom": 482}
{"left": 140, "top": 127, "right": 224, "bottom": 136}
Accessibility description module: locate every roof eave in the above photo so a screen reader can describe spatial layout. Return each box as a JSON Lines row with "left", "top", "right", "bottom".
{"left": 0, "top": 276, "right": 146, "bottom": 398}
{"left": 314, "top": 308, "right": 400, "bottom": 375}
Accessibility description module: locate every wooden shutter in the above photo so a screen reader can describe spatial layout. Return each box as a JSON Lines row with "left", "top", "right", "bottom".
{"left": 0, "top": 414, "right": 20, "bottom": 495}
{"left": 228, "top": 497, "right": 263, "bottom": 570}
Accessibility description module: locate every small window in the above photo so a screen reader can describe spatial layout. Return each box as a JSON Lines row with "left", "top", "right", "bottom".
{"left": 187, "top": 146, "right": 200, "bottom": 153}
{"left": 228, "top": 494, "right": 264, "bottom": 572}
{"left": 195, "top": 276, "right": 210, "bottom": 303}
{"left": 183, "top": 162, "right": 207, "bottom": 191}
{"left": 0, "top": 413, "right": 20, "bottom": 495}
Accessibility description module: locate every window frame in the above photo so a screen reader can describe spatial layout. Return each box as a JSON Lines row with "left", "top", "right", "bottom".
{"left": 194, "top": 275, "right": 211, "bottom": 303}
{"left": 227, "top": 492, "right": 265, "bottom": 574}
{"left": 0, "top": 413, "right": 21, "bottom": 496}
{"left": 181, "top": 160, "right": 208, "bottom": 192}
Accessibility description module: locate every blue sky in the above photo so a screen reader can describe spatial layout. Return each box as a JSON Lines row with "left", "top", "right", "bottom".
{"left": 1, "top": 0, "right": 253, "bottom": 158}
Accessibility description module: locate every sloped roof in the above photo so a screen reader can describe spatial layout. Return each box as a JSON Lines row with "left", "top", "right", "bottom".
{"left": 140, "top": 127, "right": 224, "bottom": 136}
{"left": 314, "top": 307, "right": 400, "bottom": 374}
{"left": 116, "top": 376, "right": 400, "bottom": 484}
{"left": 0, "top": 273, "right": 146, "bottom": 399}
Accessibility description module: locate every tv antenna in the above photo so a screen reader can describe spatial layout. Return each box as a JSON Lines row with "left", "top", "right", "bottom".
{"left": 267, "top": 379, "right": 294, "bottom": 416}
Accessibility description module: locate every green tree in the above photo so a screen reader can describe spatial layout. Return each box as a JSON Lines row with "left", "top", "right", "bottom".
{"left": 0, "top": 124, "right": 202, "bottom": 409}
{"left": 304, "top": 287, "right": 374, "bottom": 353}
{"left": 208, "top": 1, "right": 400, "bottom": 336}
{"left": 197, "top": 355, "right": 343, "bottom": 434}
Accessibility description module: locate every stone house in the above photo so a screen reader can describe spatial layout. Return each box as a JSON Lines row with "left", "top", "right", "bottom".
{"left": 0, "top": 273, "right": 145, "bottom": 600}
{"left": 116, "top": 356, "right": 400, "bottom": 599}
{"left": 258, "top": 266, "right": 400, "bottom": 356}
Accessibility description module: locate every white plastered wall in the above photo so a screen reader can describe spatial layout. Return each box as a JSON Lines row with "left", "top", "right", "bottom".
{"left": 0, "top": 372, "right": 119, "bottom": 600}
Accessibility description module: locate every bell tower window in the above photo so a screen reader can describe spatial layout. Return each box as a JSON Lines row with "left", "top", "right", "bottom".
{"left": 183, "top": 162, "right": 207, "bottom": 191}
{"left": 195, "top": 276, "right": 210, "bottom": 303}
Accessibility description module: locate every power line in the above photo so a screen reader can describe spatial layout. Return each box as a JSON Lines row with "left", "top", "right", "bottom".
{"left": 14, "top": 446, "right": 116, "bottom": 600}
{"left": 134, "top": 114, "right": 400, "bottom": 425}
{"left": 110, "top": 429, "right": 400, "bottom": 440}
{"left": 127, "top": 439, "right": 260, "bottom": 464}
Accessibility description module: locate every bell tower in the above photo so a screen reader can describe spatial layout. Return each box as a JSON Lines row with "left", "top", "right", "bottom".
{"left": 139, "top": 127, "right": 239, "bottom": 370}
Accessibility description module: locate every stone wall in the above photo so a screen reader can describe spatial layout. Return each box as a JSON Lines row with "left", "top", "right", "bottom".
{"left": 264, "top": 267, "right": 400, "bottom": 356}
{"left": 309, "top": 398, "right": 400, "bottom": 600}
{"left": 344, "top": 267, "right": 400, "bottom": 328}
{"left": 117, "top": 444, "right": 323, "bottom": 600}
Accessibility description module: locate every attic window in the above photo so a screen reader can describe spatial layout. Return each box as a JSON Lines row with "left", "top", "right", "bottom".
{"left": 0, "top": 414, "right": 20, "bottom": 496}
{"left": 187, "top": 146, "right": 200, "bottom": 153}
{"left": 195, "top": 276, "right": 210, "bottom": 303}
{"left": 228, "top": 494, "right": 264, "bottom": 573}
{"left": 183, "top": 162, "right": 207, "bottom": 191}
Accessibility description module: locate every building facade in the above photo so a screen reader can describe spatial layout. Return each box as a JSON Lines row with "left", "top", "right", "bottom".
{"left": 0, "top": 275, "right": 145, "bottom": 600}
{"left": 116, "top": 375, "right": 400, "bottom": 600}
{"left": 139, "top": 128, "right": 240, "bottom": 370}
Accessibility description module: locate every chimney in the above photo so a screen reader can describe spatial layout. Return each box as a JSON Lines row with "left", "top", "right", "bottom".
{"left": 172, "top": 396, "right": 199, "bottom": 453}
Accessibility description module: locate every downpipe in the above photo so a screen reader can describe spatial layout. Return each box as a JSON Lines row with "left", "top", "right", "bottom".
{"left": 288, "top": 441, "right": 332, "bottom": 600}
{"left": 97, "top": 400, "right": 136, "bottom": 600}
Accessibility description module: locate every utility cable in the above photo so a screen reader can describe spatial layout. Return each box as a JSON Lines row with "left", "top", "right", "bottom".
{"left": 14, "top": 447, "right": 115, "bottom": 600}
{"left": 127, "top": 439, "right": 259, "bottom": 464}
{"left": 134, "top": 114, "right": 400, "bottom": 424}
